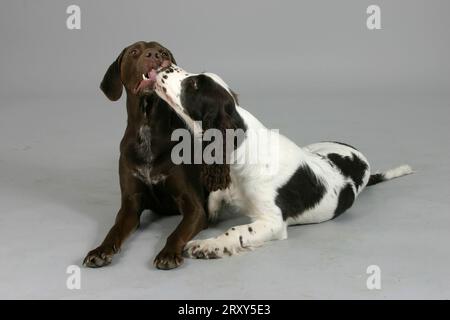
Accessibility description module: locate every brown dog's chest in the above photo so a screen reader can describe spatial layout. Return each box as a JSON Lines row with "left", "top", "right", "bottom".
{"left": 133, "top": 166, "right": 167, "bottom": 186}
{"left": 124, "top": 124, "right": 168, "bottom": 186}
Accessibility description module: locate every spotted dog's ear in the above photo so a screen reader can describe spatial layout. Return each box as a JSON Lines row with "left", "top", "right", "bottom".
{"left": 200, "top": 97, "right": 236, "bottom": 192}
{"left": 100, "top": 48, "right": 126, "bottom": 101}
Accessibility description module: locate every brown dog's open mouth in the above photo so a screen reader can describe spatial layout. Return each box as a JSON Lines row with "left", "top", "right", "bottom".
{"left": 133, "top": 60, "right": 172, "bottom": 94}
{"left": 133, "top": 69, "right": 157, "bottom": 94}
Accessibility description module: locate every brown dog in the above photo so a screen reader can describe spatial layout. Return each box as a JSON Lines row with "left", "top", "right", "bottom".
{"left": 83, "top": 41, "right": 209, "bottom": 270}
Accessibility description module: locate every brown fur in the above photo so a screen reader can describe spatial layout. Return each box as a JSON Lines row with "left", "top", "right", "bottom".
{"left": 83, "top": 42, "right": 208, "bottom": 270}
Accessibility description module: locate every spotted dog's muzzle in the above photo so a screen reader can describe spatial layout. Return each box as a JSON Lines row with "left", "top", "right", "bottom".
{"left": 154, "top": 64, "right": 202, "bottom": 136}
{"left": 154, "top": 64, "right": 192, "bottom": 107}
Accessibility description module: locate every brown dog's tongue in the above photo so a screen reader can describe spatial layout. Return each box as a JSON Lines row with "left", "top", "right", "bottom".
{"left": 148, "top": 69, "right": 157, "bottom": 82}
{"left": 134, "top": 61, "right": 173, "bottom": 94}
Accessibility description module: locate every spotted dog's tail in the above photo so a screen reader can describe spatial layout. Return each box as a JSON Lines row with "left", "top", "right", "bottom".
{"left": 367, "top": 164, "right": 414, "bottom": 186}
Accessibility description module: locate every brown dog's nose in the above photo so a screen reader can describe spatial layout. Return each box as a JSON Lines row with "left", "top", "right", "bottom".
{"left": 143, "top": 48, "right": 162, "bottom": 61}
{"left": 140, "top": 46, "right": 171, "bottom": 72}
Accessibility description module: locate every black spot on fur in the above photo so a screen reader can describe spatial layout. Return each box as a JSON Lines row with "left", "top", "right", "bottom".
{"left": 275, "top": 164, "right": 326, "bottom": 220}
{"left": 163, "top": 87, "right": 167, "bottom": 93}
{"left": 207, "top": 251, "right": 219, "bottom": 259}
{"left": 248, "top": 227, "right": 253, "bottom": 233}
{"left": 239, "top": 236, "right": 244, "bottom": 247}
{"left": 223, "top": 247, "right": 231, "bottom": 256}
{"left": 231, "top": 227, "right": 235, "bottom": 231}
{"left": 163, "top": 75, "right": 168, "bottom": 79}
{"left": 225, "top": 232, "right": 229, "bottom": 236}
{"left": 367, "top": 173, "right": 384, "bottom": 186}
{"left": 334, "top": 183, "right": 355, "bottom": 218}
{"left": 327, "top": 153, "right": 368, "bottom": 189}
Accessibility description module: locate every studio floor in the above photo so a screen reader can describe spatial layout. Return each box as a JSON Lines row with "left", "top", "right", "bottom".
{"left": 0, "top": 93, "right": 449, "bottom": 299}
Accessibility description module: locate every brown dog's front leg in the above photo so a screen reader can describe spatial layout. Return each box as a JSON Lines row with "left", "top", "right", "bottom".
{"left": 83, "top": 192, "right": 143, "bottom": 268}
{"left": 154, "top": 193, "right": 207, "bottom": 270}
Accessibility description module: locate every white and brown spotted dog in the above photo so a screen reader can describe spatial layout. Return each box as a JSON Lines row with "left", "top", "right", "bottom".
{"left": 153, "top": 64, "right": 413, "bottom": 259}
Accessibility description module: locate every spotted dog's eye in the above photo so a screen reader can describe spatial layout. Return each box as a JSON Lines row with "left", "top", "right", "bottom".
{"left": 129, "top": 49, "right": 139, "bottom": 56}
{"left": 188, "top": 77, "right": 199, "bottom": 90}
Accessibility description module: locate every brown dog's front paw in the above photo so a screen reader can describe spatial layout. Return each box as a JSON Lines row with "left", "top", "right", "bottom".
{"left": 153, "top": 249, "right": 184, "bottom": 270}
{"left": 83, "top": 245, "right": 116, "bottom": 268}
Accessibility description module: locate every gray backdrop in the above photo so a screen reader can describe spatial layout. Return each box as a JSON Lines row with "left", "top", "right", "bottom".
{"left": 0, "top": 0, "right": 449, "bottom": 299}
{"left": 2, "top": 0, "right": 449, "bottom": 98}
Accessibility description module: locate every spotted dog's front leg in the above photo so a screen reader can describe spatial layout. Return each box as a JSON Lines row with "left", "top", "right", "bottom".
{"left": 184, "top": 218, "right": 287, "bottom": 259}
{"left": 207, "top": 188, "right": 232, "bottom": 222}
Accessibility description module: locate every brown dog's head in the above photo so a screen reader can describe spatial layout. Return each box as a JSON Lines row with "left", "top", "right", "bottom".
{"left": 100, "top": 41, "right": 176, "bottom": 101}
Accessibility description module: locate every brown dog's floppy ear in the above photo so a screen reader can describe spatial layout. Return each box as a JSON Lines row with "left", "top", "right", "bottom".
{"left": 100, "top": 49, "right": 125, "bottom": 101}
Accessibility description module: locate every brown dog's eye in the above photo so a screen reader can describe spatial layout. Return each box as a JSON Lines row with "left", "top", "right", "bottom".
{"left": 162, "top": 51, "right": 169, "bottom": 58}
{"left": 129, "top": 49, "right": 138, "bottom": 56}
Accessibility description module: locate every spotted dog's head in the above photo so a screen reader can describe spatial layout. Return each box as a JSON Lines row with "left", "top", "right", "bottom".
{"left": 154, "top": 65, "right": 244, "bottom": 192}
{"left": 100, "top": 41, "right": 176, "bottom": 101}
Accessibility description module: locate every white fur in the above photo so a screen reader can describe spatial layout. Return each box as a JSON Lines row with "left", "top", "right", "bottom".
{"left": 383, "top": 164, "right": 414, "bottom": 180}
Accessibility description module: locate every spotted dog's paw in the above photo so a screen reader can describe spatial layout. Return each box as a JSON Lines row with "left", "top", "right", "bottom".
{"left": 83, "top": 245, "right": 117, "bottom": 268}
{"left": 183, "top": 239, "right": 224, "bottom": 259}
{"left": 183, "top": 238, "right": 247, "bottom": 259}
